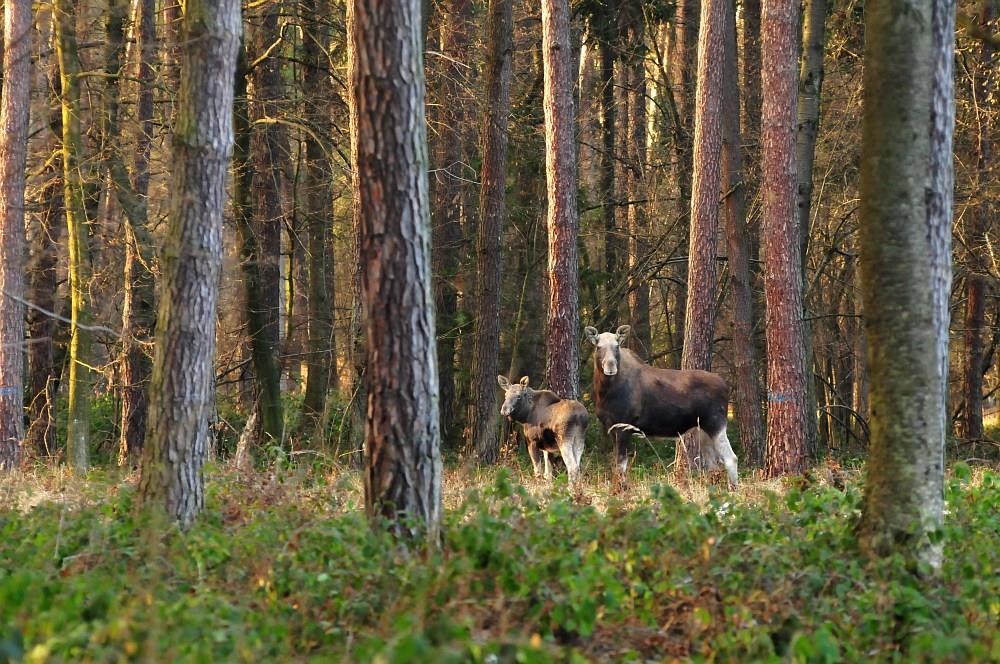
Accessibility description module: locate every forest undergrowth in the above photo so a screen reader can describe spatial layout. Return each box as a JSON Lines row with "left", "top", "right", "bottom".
{"left": 1, "top": 451, "right": 998, "bottom": 663}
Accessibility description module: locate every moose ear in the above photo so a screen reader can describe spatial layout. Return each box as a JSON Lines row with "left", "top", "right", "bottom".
{"left": 584, "top": 326, "right": 599, "bottom": 345}
{"left": 519, "top": 376, "right": 530, "bottom": 387}
{"left": 497, "top": 375, "right": 510, "bottom": 390}
{"left": 615, "top": 325, "right": 631, "bottom": 344}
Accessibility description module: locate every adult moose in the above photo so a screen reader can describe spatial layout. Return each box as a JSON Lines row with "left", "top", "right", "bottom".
{"left": 497, "top": 376, "right": 588, "bottom": 484}
{"left": 584, "top": 326, "right": 738, "bottom": 488}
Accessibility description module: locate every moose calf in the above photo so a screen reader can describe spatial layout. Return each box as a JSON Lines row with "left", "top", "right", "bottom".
{"left": 497, "top": 376, "right": 588, "bottom": 484}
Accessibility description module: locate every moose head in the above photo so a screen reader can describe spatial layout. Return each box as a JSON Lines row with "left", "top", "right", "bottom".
{"left": 584, "top": 325, "right": 630, "bottom": 376}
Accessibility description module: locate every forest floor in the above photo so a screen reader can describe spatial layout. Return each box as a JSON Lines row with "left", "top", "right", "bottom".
{"left": 1, "top": 448, "right": 998, "bottom": 663}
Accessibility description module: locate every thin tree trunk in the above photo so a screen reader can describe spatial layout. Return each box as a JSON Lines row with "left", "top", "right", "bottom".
{"left": 962, "top": 2, "right": 993, "bottom": 441}
{"left": 432, "top": 0, "right": 470, "bottom": 445}
{"left": 246, "top": 0, "right": 286, "bottom": 443}
{"left": 761, "top": 0, "right": 807, "bottom": 477}
{"left": 118, "top": 0, "right": 156, "bottom": 464}
{"left": 542, "top": 0, "right": 580, "bottom": 400}
{"left": 301, "top": 0, "right": 336, "bottom": 418}
{"left": 349, "top": 0, "right": 442, "bottom": 540}
{"left": 598, "top": 8, "right": 620, "bottom": 316}
{"left": 139, "top": 0, "right": 241, "bottom": 526}
{"left": 0, "top": 0, "right": 32, "bottom": 470}
{"left": 678, "top": 0, "right": 725, "bottom": 474}
{"left": 55, "top": 0, "right": 93, "bottom": 472}
{"left": 472, "top": 0, "right": 512, "bottom": 465}
{"left": 796, "top": 0, "right": 827, "bottom": 459}
{"left": 626, "top": 34, "right": 651, "bottom": 356}
{"left": 721, "top": 0, "right": 764, "bottom": 468}
{"left": 857, "top": 0, "right": 952, "bottom": 571}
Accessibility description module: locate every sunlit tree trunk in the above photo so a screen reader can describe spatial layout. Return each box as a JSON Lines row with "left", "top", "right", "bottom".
{"left": 55, "top": 0, "right": 93, "bottom": 472}
{"left": 542, "top": 0, "right": 580, "bottom": 400}
{"left": 857, "top": 0, "right": 953, "bottom": 571}
{"left": 349, "top": 0, "right": 442, "bottom": 539}
{"left": 761, "top": 0, "right": 807, "bottom": 477}
{"left": 597, "top": 5, "right": 620, "bottom": 318}
{"left": 471, "top": 0, "right": 512, "bottom": 465}
{"left": 721, "top": 0, "right": 764, "bottom": 467}
{"left": 139, "top": 0, "right": 241, "bottom": 526}
{"left": 118, "top": 0, "right": 157, "bottom": 464}
{"left": 0, "top": 0, "right": 32, "bottom": 470}
{"left": 625, "top": 24, "right": 651, "bottom": 356}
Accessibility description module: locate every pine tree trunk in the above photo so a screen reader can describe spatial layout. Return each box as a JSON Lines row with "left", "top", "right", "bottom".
{"left": 857, "top": 0, "right": 951, "bottom": 570}
{"left": 0, "top": 0, "right": 32, "bottom": 470}
{"left": 301, "top": 0, "right": 337, "bottom": 418}
{"left": 55, "top": 0, "right": 93, "bottom": 472}
{"left": 118, "top": 0, "right": 156, "bottom": 464}
{"left": 961, "top": 3, "right": 993, "bottom": 442}
{"left": 139, "top": 0, "right": 240, "bottom": 526}
{"left": 598, "top": 11, "right": 619, "bottom": 315}
{"left": 471, "top": 0, "right": 512, "bottom": 465}
{"left": 542, "top": 0, "right": 580, "bottom": 400}
{"left": 677, "top": 0, "right": 725, "bottom": 474}
{"left": 668, "top": 0, "right": 699, "bottom": 369}
{"left": 246, "top": 0, "right": 287, "bottom": 443}
{"left": 761, "top": 0, "right": 807, "bottom": 477}
{"left": 721, "top": 0, "right": 764, "bottom": 468}
{"left": 349, "top": 0, "right": 442, "bottom": 540}
{"left": 795, "top": 0, "right": 827, "bottom": 459}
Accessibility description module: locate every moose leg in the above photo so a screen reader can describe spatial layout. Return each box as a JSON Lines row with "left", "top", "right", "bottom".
{"left": 712, "top": 428, "right": 739, "bottom": 488}
{"left": 527, "top": 438, "right": 544, "bottom": 478}
{"left": 542, "top": 450, "right": 553, "bottom": 480}
{"left": 558, "top": 437, "right": 580, "bottom": 485}
{"left": 612, "top": 428, "right": 633, "bottom": 490}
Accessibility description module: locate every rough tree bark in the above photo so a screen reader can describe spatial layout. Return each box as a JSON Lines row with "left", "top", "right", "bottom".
{"left": 349, "top": 0, "right": 442, "bottom": 540}
{"left": 761, "top": 0, "right": 807, "bottom": 477}
{"left": 139, "top": 0, "right": 241, "bottom": 526}
{"left": 301, "top": 0, "right": 337, "bottom": 418}
{"left": 677, "top": 0, "right": 726, "bottom": 474}
{"left": 857, "top": 0, "right": 953, "bottom": 571}
{"left": 961, "top": 2, "right": 993, "bottom": 441}
{"left": 0, "top": 0, "right": 32, "bottom": 470}
{"left": 542, "top": 0, "right": 581, "bottom": 400}
{"left": 721, "top": 0, "right": 764, "bottom": 467}
{"left": 471, "top": 0, "right": 513, "bottom": 465}
{"left": 55, "top": 0, "right": 93, "bottom": 472}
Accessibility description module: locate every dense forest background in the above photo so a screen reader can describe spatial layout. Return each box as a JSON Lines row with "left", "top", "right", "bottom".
{"left": 5, "top": 0, "right": 997, "bottom": 466}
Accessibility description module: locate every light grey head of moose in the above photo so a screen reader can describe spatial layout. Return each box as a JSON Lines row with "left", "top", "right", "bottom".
{"left": 497, "top": 375, "right": 533, "bottom": 419}
{"left": 584, "top": 325, "right": 630, "bottom": 377}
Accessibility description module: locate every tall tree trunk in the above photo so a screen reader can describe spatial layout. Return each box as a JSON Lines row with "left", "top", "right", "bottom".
{"left": 741, "top": 0, "right": 761, "bottom": 148}
{"left": 721, "top": 0, "right": 764, "bottom": 467}
{"left": 0, "top": 0, "right": 32, "bottom": 470}
{"left": 349, "top": 0, "right": 442, "bottom": 540}
{"left": 961, "top": 2, "right": 993, "bottom": 441}
{"left": 677, "top": 0, "right": 725, "bottom": 474}
{"left": 761, "top": 0, "right": 807, "bottom": 477}
{"left": 472, "top": 0, "right": 513, "bottom": 465}
{"left": 626, "top": 27, "right": 651, "bottom": 356}
{"left": 542, "top": 0, "right": 580, "bottom": 400}
{"left": 118, "top": 0, "right": 156, "bottom": 464}
{"left": 246, "top": 0, "right": 286, "bottom": 443}
{"left": 668, "top": 0, "right": 699, "bottom": 368}
{"left": 139, "top": 0, "right": 240, "bottom": 526}
{"left": 796, "top": 0, "right": 827, "bottom": 459}
{"left": 301, "top": 0, "right": 337, "bottom": 418}
{"left": 857, "top": 0, "right": 953, "bottom": 571}
{"left": 55, "top": 0, "right": 93, "bottom": 472}
{"left": 432, "top": 0, "right": 470, "bottom": 445}
{"left": 598, "top": 6, "right": 620, "bottom": 317}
